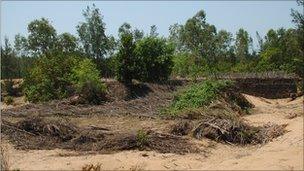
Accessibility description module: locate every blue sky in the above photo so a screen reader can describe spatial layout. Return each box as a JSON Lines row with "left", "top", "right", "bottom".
{"left": 1, "top": 1, "right": 301, "bottom": 49}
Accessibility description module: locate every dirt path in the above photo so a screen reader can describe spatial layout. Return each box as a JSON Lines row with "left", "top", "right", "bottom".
{"left": 3, "top": 95, "right": 303, "bottom": 170}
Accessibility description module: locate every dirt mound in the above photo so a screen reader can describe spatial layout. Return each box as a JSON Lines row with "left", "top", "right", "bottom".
{"left": 1, "top": 117, "right": 199, "bottom": 154}
{"left": 2, "top": 81, "right": 186, "bottom": 118}
{"left": 105, "top": 80, "right": 186, "bottom": 101}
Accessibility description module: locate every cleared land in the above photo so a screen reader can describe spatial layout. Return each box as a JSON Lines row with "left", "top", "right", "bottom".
{"left": 1, "top": 81, "right": 303, "bottom": 170}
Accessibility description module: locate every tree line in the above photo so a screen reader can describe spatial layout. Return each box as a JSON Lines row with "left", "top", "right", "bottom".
{"left": 1, "top": 1, "right": 303, "bottom": 102}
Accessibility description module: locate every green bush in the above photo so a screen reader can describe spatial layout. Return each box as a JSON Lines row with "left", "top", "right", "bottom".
{"left": 71, "top": 58, "right": 106, "bottom": 104}
{"left": 115, "top": 35, "right": 174, "bottom": 84}
{"left": 166, "top": 80, "right": 232, "bottom": 115}
{"left": 134, "top": 37, "right": 174, "bottom": 82}
{"left": 23, "top": 53, "right": 81, "bottom": 102}
{"left": 172, "top": 53, "right": 197, "bottom": 78}
{"left": 136, "top": 130, "right": 149, "bottom": 148}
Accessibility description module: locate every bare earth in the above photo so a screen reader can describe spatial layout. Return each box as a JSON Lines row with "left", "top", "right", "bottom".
{"left": 3, "top": 95, "right": 303, "bottom": 170}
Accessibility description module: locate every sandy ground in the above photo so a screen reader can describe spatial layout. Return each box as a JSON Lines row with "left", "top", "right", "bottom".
{"left": 2, "top": 95, "right": 303, "bottom": 170}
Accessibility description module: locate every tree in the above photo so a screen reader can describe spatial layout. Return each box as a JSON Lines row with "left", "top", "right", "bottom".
{"left": 149, "top": 25, "right": 159, "bottom": 37}
{"left": 1, "top": 38, "right": 18, "bottom": 79}
{"left": 168, "top": 23, "right": 184, "bottom": 53}
{"left": 257, "top": 28, "right": 303, "bottom": 76}
{"left": 27, "top": 18, "right": 57, "bottom": 55}
{"left": 77, "top": 4, "right": 109, "bottom": 60}
{"left": 57, "top": 33, "right": 78, "bottom": 53}
{"left": 235, "top": 28, "right": 253, "bottom": 63}
{"left": 215, "top": 30, "right": 234, "bottom": 63}
{"left": 14, "top": 34, "right": 29, "bottom": 57}
{"left": 133, "top": 29, "right": 144, "bottom": 42}
{"left": 116, "top": 29, "right": 136, "bottom": 84}
{"left": 179, "top": 10, "right": 218, "bottom": 74}
{"left": 291, "top": 0, "right": 304, "bottom": 30}
{"left": 119, "top": 23, "right": 144, "bottom": 42}
{"left": 291, "top": 0, "right": 304, "bottom": 56}
{"left": 134, "top": 36, "right": 174, "bottom": 82}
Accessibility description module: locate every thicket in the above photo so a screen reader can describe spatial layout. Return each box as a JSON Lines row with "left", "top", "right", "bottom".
{"left": 23, "top": 52, "right": 106, "bottom": 103}
{"left": 115, "top": 26, "right": 174, "bottom": 84}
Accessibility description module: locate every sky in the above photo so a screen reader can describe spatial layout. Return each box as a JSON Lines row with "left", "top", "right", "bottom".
{"left": 1, "top": 1, "right": 302, "bottom": 49}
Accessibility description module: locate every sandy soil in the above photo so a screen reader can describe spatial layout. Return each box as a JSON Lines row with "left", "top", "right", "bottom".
{"left": 3, "top": 95, "right": 303, "bottom": 170}
{"left": 1, "top": 96, "right": 28, "bottom": 110}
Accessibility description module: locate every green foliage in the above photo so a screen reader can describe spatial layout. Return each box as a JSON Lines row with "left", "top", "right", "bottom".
{"left": 134, "top": 36, "right": 174, "bottom": 82}
{"left": 71, "top": 58, "right": 106, "bottom": 104}
{"left": 23, "top": 53, "right": 80, "bottom": 102}
{"left": 115, "top": 24, "right": 174, "bottom": 83}
{"left": 115, "top": 31, "right": 136, "bottom": 84}
{"left": 57, "top": 33, "right": 78, "bottom": 53}
{"left": 136, "top": 130, "right": 149, "bottom": 148}
{"left": 23, "top": 52, "right": 107, "bottom": 104}
{"left": 172, "top": 53, "right": 206, "bottom": 79}
{"left": 235, "top": 28, "right": 253, "bottom": 63}
{"left": 166, "top": 80, "right": 233, "bottom": 115}
{"left": 27, "top": 18, "right": 57, "bottom": 55}
{"left": 256, "top": 28, "right": 304, "bottom": 77}
{"left": 77, "top": 4, "right": 109, "bottom": 59}
{"left": 1, "top": 38, "right": 19, "bottom": 79}
{"left": 4, "top": 96, "right": 14, "bottom": 105}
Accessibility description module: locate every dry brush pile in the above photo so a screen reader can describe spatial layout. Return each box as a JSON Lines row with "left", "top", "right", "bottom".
{"left": 1, "top": 116, "right": 199, "bottom": 154}
{"left": 167, "top": 80, "right": 287, "bottom": 145}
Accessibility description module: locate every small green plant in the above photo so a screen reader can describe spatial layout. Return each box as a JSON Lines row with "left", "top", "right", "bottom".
{"left": 136, "top": 130, "right": 149, "bottom": 148}
{"left": 165, "top": 80, "right": 233, "bottom": 116}
{"left": 4, "top": 96, "right": 14, "bottom": 105}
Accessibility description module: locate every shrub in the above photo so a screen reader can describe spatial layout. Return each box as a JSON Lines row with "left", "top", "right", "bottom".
{"left": 71, "top": 58, "right": 106, "bottom": 104}
{"left": 166, "top": 80, "right": 232, "bottom": 115}
{"left": 4, "top": 96, "right": 14, "bottom": 105}
{"left": 136, "top": 130, "right": 149, "bottom": 148}
{"left": 172, "top": 53, "right": 196, "bottom": 78}
{"left": 134, "top": 37, "right": 174, "bottom": 82}
{"left": 23, "top": 52, "right": 81, "bottom": 102}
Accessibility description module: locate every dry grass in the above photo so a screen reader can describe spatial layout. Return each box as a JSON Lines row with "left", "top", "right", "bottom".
{"left": 0, "top": 144, "right": 9, "bottom": 171}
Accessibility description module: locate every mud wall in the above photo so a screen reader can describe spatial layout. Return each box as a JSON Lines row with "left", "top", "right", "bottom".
{"left": 232, "top": 78, "right": 299, "bottom": 99}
